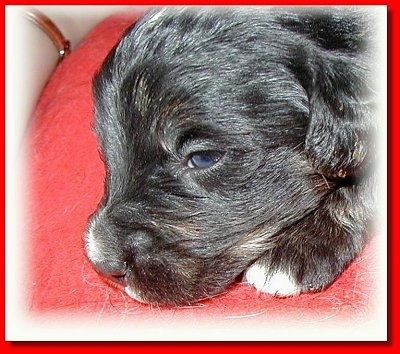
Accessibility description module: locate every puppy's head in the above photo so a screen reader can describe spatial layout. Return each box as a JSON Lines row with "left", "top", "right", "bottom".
{"left": 84, "top": 7, "right": 374, "bottom": 306}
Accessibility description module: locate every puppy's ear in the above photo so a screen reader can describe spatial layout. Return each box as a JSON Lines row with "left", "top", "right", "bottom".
{"left": 304, "top": 50, "right": 375, "bottom": 179}
{"left": 284, "top": 9, "right": 376, "bottom": 179}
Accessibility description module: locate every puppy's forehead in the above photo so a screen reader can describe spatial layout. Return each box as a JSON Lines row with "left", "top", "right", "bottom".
{"left": 110, "top": 65, "right": 253, "bottom": 151}
{"left": 94, "top": 6, "right": 313, "bottom": 164}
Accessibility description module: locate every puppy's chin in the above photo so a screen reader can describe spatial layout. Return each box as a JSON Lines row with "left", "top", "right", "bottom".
{"left": 103, "top": 276, "right": 149, "bottom": 304}
{"left": 124, "top": 286, "right": 148, "bottom": 304}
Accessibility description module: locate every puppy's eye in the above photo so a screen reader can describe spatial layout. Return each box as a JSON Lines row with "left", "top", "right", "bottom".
{"left": 186, "top": 151, "right": 224, "bottom": 169}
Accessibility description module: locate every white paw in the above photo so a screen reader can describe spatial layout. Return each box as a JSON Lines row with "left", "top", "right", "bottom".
{"left": 245, "top": 264, "right": 301, "bottom": 297}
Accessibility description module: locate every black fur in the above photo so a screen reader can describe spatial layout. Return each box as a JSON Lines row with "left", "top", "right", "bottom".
{"left": 84, "top": 7, "right": 377, "bottom": 306}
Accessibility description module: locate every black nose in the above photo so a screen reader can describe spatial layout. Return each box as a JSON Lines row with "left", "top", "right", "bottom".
{"left": 93, "top": 260, "right": 128, "bottom": 287}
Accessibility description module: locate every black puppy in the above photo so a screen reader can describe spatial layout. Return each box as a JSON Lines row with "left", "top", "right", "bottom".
{"left": 84, "top": 7, "right": 377, "bottom": 306}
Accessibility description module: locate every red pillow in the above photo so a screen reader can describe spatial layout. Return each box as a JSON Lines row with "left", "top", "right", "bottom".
{"left": 26, "top": 12, "right": 378, "bottom": 333}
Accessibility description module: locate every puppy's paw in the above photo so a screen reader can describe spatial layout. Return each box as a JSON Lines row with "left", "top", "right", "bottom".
{"left": 245, "top": 263, "right": 301, "bottom": 297}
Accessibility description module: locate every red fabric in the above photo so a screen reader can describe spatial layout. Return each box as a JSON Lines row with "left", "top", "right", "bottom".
{"left": 26, "top": 13, "right": 377, "bottom": 325}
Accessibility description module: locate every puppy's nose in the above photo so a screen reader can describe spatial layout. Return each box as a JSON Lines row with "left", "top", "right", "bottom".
{"left": 93, "top": 260, "right": 128, "bottom": 287}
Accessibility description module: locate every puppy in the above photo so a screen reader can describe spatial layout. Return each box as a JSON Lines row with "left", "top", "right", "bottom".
{"left": 84, "top": 7, "right": 377, "bottom": 306}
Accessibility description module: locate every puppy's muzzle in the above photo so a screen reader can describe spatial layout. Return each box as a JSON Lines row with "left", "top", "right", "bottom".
{"left": 85, "top": 218, "right": 157, "bottom": 288}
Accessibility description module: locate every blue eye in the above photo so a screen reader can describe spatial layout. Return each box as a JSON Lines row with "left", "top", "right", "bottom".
{"left": 187, "top": 151, "right": 223, "bottom": 169}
